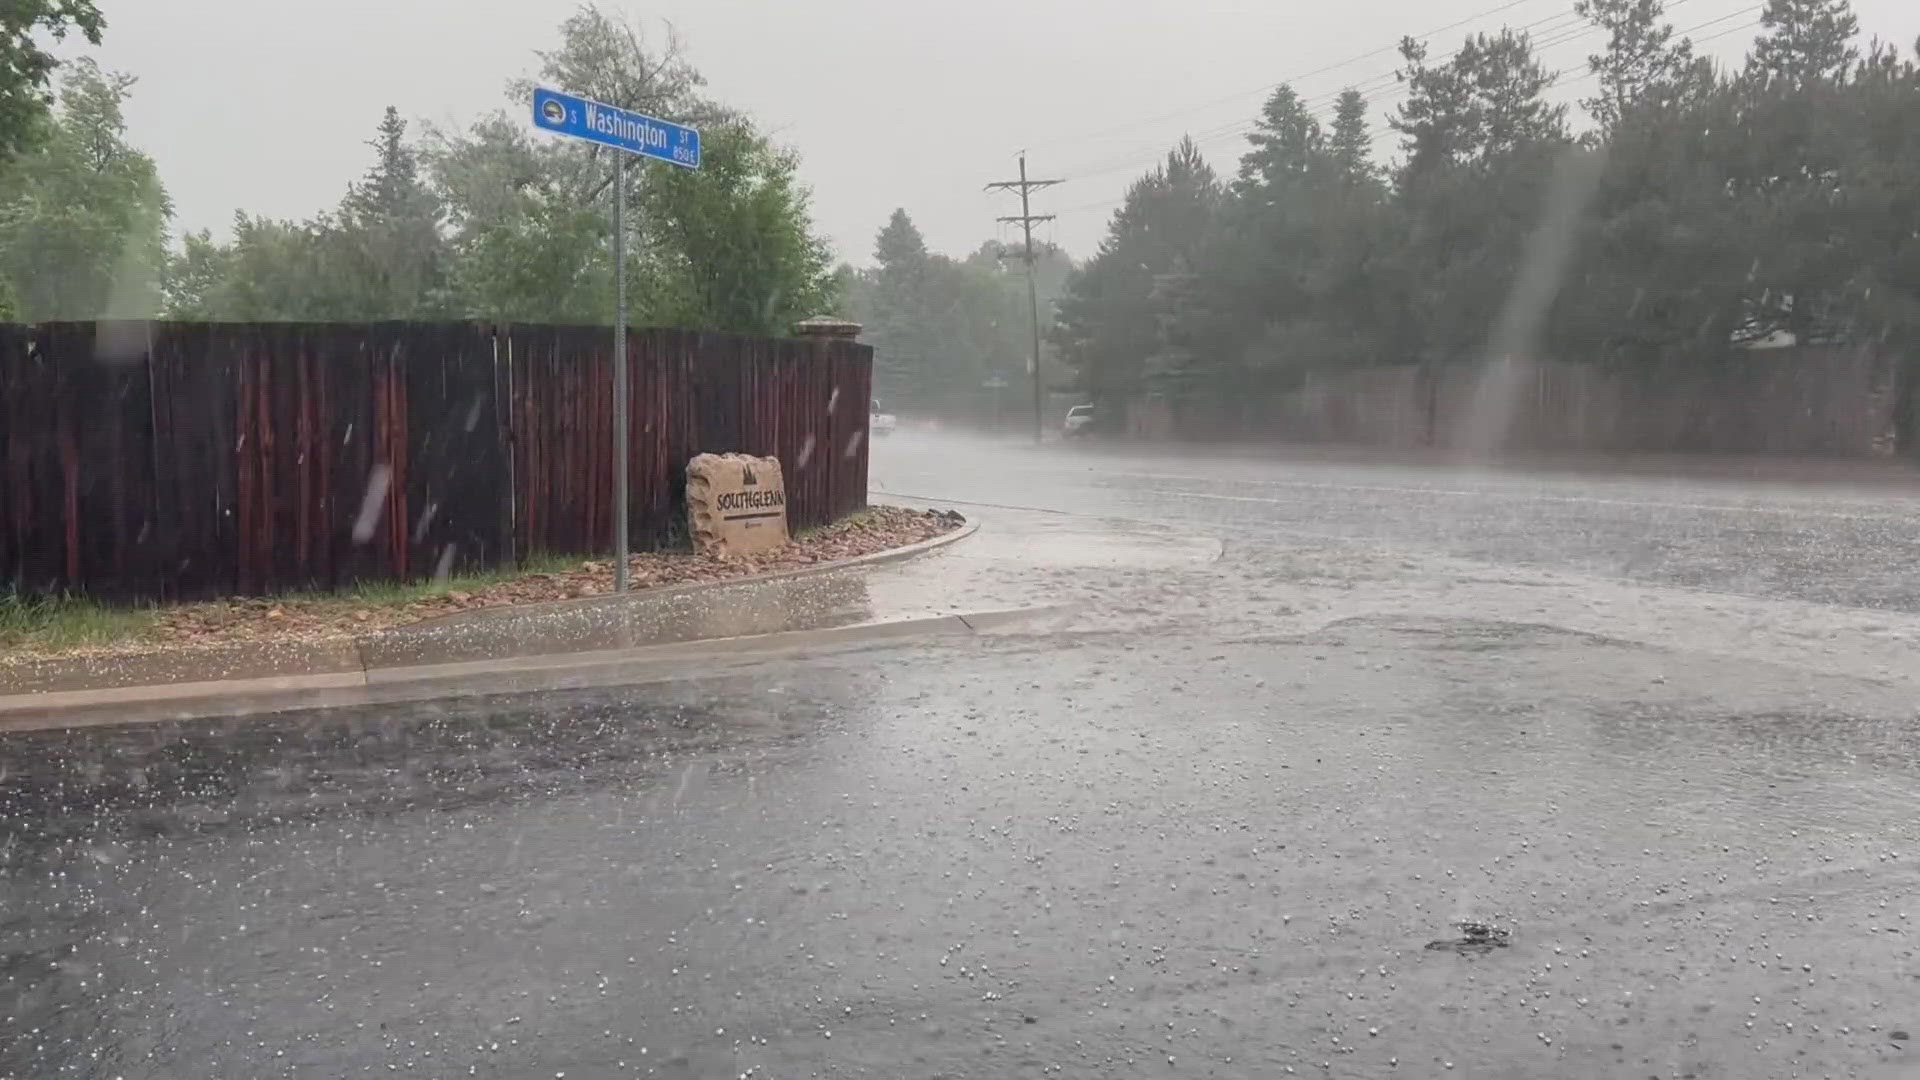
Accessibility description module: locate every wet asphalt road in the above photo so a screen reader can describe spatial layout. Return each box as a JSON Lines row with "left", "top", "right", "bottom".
{"left": 7, "top": 434, "right": 1920, "bottom": 1079}
{"left": 874, "top": 435, "right": 1920, "bottom": 613}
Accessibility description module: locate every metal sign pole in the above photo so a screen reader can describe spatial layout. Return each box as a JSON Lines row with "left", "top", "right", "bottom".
{"left": 529, "top": 87, "right": 698, "bottom": 594}
{"left": 612, "top": 153, "right": 629, "bottom": 593}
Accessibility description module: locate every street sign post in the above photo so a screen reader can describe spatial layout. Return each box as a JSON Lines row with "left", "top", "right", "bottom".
{"left": 531, "top": 87, "right": 699, "bottom": 592}
{"left": 533, "top": 88, "right": 701, "bottom": 169}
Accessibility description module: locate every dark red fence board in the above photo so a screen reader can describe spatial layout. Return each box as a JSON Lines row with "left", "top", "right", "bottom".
{"left": 403, "top": 322, "right": 510, "bottom": 582}
{"left": 1, "top": 321, "right": 871, "bottom": 601}
{"left": 2, "top": 328, "right": 65, "bottom": 593}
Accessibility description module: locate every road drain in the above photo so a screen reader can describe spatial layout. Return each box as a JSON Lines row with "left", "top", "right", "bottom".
{"left": 1425, "top": 922, "right": 1511, "bottom": 955}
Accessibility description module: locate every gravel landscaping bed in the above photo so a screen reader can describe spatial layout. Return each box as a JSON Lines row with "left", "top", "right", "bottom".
{"left": 3, "top": 506, "right": 963, "bottom": 659}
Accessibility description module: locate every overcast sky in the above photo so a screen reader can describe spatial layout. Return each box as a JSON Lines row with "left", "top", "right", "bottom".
{"left": 83, "top": 0, "right": 1920, "bottom": 268}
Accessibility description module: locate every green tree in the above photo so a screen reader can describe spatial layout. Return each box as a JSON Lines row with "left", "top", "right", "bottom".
{"left": 0, "top": 0, "right": 104, "bottom": 160}
{"left": 1236, "top": 85, "right": 1322, "bottom": 190}
{"left": 1837, "top": 41, "right": 1920, "bottom": 435}
{"left": 1381, "top": 30, "right": 1573, "bottom": 363}
{"left": 1053, "top": 138, "right": 1221, "bottom": 409}
{"left": 425, "top": 113, "right": 611, "bottom": 322}
{"left": 1033, "top": 8, "right": 1920, "bottom": 448}
{"left": 1549, "top": 84, "right": 1751, "bottom": 362}
{"left": 963, "top": 238, "right": 1074, "bottom": 321}
{"left": 423, "top": 4, "right": 832, "bottom": 330}
{"left": 1392, "top": 30, "right": 1567, "bottom": 181}
{"left": 642, "top": 120, "right": 836, "bottom": 332}
{"left": 0, "top": 60, "right": 168, "bottom": 320}
{"left": 335, "top": 106, "right": 449, "bottom": 318}
{"left": 873, "top": 208, "right": 929, "bottom": 272}
{"left": 1748, "top": 0, "right": 1859, "bottom": 88}
{"left": 199, "top": 213, "right": 362, "bottom": 321}
{"left": 860, "top": 208, "right": 935, "bottom": 405}
{"left": 161, "top": 228, "right": 232, "bottom": 319}
{"left": 852, "top": 210, "right": 1056, "bottom": 418}
{"left": 1327, "top": 88, "right": 1378, "bottom": 183}
{"left": 1575, "top": 0, "right": 1713, "bottom": 132}
{"left": 1708, "top": 3, "right": 1871, "bottom": 347}
{"left": 1204, "top": 81, "right": 1394, "bottom": 396}
{"left": 512, "top": 5, "right": 719, "bottom": 132}
{"left": 165, "top": 108, "right": 450, "bottom": 321}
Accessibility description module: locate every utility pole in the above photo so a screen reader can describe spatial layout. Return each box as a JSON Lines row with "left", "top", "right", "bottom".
{"left": 986, "top": 154, "right": 1060, "bottom": 445}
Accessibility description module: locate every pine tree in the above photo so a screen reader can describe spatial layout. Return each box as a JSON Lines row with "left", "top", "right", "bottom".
{"left": 872, "top": 208, "right": 928, "bottom": 276}
{"left": 1748, "top": 0, "right": 1859, "bottom": 87}
{"left": 1576, "top": 0, "right": 1711, "bottom": 131}
{"left": 339, "top": 106, "right": 446, "bottom": 317}
{"left": 1053, "top": 139, "right": 1221, "bottom": 407}
{"left": 1392, "top": 30, "right": 1566, "bottom": 180}
{"left": 345, "top": 108, "right": 427, "bottom": 220}
{"left": 1237, "top": 85, "right": 1322, "bottom": 190}
{"left": 1328, "top": 89, "right": 1376, "bottom": 182}
{"left": 865, "top": 209, "right": 936, "bottom": 408}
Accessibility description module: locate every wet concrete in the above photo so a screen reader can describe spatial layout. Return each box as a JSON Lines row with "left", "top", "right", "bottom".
{"left": 358, "top": 570, "right": 885, "bottom": 668}
{"left": 5, "top": 432, "right": 1920, "bottom": 1078}
{"left": 0, "top": 639, "right": 364, "bottom": 697}
{"left": 3, "top": 531, "right": 976, "bottom": 698}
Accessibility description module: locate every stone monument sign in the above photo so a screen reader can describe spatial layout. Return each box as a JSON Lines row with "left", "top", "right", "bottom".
{"left": 686, "top": 453, "right": 789, "bottom": 557}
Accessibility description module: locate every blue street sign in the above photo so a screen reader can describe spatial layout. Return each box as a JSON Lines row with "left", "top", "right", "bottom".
{"left": 532, "top": 87, "right": 700, "bottom": 170}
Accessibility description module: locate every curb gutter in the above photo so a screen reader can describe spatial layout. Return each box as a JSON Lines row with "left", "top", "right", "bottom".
{"left": 400, "top": 518, "right": 979, "bottom": 632}
{"left": 1, "top": 516, "right": 978, "bottom": 699}
{"left": 0, "top": 605, "right": 1067, "bottom": 732}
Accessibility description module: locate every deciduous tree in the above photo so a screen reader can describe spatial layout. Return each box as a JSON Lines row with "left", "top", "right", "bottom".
{"left": 0, "top": 0, "right": 104, "bottom": 160}
{"left": 0, "top": 60, "right": 167, "bottom": 320}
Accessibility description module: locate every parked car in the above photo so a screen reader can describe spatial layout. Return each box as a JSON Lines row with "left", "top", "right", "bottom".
{"left": 870, "top": 398, "right": 897, "bottom": 436}
{"left": 1062, "top": 403, "right": 1099, "bottom": 438}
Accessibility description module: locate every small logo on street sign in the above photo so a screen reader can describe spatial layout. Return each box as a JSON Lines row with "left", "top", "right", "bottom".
{"left": 531, "top": 86, "right": 701, "bottom": 170}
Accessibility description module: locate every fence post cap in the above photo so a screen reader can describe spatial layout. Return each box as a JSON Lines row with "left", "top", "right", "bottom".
{"left": 792, "top": 315, "right": 862, "bottom": 340}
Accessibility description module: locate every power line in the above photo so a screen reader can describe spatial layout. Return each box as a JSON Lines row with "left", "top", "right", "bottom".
{"left": 1671, "top": 8, "right": 1763, "bottom": 46}
{"left": 1025, "top": 0, "right": 1557, "bottom": 157}
{"left": 1342, "top": 3, "right": 1756, "bottom": 122}
{"left": 1053, "top": 8, "right": 1764, "bottom": 222}
{"left": 1057, "top": 0, "right": 1755, "bottom": 192}
{"left": 985, "top": 154, "right": 1062, "bottom": 446}
{"left": 1052, "top": 6, "right": 1598, "bottom": 184}
{"left": 1078, "top": 0, "right": 1732, "bottom": 178}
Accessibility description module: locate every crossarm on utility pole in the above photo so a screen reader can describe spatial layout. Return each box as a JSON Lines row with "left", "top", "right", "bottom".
{"left": 985, "top": 154, "right": 1063, "bottom": 446}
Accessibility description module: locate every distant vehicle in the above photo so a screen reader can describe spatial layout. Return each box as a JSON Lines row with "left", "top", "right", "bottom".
{"left": 1062, "top": 404, "right": 1099, "bottom": 438}
{"left": 870, "top": 398, "right": 897, "bottom": 437}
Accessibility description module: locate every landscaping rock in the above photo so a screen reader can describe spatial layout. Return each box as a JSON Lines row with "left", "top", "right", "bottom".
{"left": 6, "top": 505, "right": 961, "bottom": 660}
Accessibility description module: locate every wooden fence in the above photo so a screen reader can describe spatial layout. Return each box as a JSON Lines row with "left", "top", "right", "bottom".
{"left": 0, "top": 321, "right": 871, "bottom": 600}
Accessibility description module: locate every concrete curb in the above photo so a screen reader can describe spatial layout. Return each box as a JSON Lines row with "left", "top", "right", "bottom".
{"left": 0, "top": 514, "right": 977, "bottom": 700}
{"left": 0, "top": 604, "right": 1067, "bottom": 732}
{"left": 401, "top": 516, "right": 979, "bottom": 632}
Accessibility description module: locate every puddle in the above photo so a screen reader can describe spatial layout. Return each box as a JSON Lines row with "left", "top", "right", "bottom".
{"left": 1425, "top": 921, "right": 1511, "bottom": 955}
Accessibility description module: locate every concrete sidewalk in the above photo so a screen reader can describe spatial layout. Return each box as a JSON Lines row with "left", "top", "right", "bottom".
{"left": 0, "top": 523, "right": 987, "bottom": 728}
{"left": 0, "top": 607, "right": 1074, "bottom": 732}
{"left": 0, "top": 507, "right": 1225, "bottom": 730}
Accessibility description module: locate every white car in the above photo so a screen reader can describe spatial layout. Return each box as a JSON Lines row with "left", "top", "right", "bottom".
{"left": 1062, "top": 404, "right": 1098, "bottom": 438}
{"left": 870, "top": 399, "right": 897, "bottom": 436}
